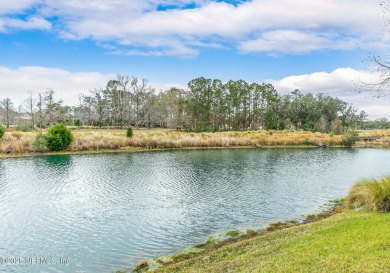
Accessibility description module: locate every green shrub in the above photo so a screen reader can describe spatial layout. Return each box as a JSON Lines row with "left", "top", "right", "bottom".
{"left": 206, "top": 235, "right": 220, "bottom": 245}
{"left": 342, "top": 130, "right": 359, "bottom": 146}
{"left": 0, "top": 125, "right": 4, "bottom": 138}
{"left": 225, "top": 230, "right": 241, "bottom": 238}
{"left": 32, "top": 132, "right": 49, "bottom": 152}
{"left": 74, "top": 120, "right": 82, "bottom": 126}
{"left": 346, "top": 176, "right": 390, "bottom": 212}
{"left": 126, "top": 126, "right": 133, "bottom": 138}
{"left": 46, "top": 124, "right": 73, "bottom": 151}
{"left": 16, "top": 124, "right": 33, "bottom": 132}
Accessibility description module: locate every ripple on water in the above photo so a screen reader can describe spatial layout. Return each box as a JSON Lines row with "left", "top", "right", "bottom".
{"left": 1, "top": 149, "right": 390, "bottom": 273}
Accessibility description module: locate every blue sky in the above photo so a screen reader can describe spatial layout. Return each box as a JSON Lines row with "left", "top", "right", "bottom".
{"left": 0, "top": 0, "right": 389, "bottom": 118}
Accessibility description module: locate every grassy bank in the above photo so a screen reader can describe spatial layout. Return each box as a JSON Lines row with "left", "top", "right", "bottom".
{"left": 0, "top": 128, "right": 346, "bottom": 157}
{"left": 152, "top": 209, "right": 390, "bottom": 273}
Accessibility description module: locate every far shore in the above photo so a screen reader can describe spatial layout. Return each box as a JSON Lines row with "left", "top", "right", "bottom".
{"left": 0, "top": 145, "right": 350, "bottom": 159}
{"left": 0, "top": 128, "right": 389, "bottom": 159}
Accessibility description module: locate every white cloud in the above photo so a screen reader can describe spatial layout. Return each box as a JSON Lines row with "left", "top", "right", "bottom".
{"left": 0, "top": 0, "right": 385, "bottom": 56}
{"left": 54, "top": 0, "right": 384, "bottom": 56}
{"left": 0, "top": 19, "right": 4, "bottom": 32}
{"left": 0, "top": 67, "right": 113, "bottom": 106}
{"left": 0, "top": 1, "right": 51, "bottom": 31}
{"left": 0, "top": 66, "right": 185, "bottom": 106}
{"left": 3, "top": 16, "right": 51, "bottom": 31}
{"left": 0, "top": 1, "right": 38, "bottom": 14}
{"left": 270, "top": 67, "right": 390, "bottom": 119}
{"left": 362, "top": 105, "right": 390, "bottom": 119}
{"left": 110, "top": 44, "right": 199, "bottom": 58}
{"left": 239, "top": 30, "right": 362, "bottom": 54}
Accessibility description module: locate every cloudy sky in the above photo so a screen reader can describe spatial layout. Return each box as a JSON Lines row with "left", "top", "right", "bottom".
{"left": 0, "top": 0, "right": 389, "bottom": 119}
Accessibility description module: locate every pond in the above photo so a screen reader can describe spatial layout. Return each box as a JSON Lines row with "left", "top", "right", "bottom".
{"left": 0, "top": 148, "right": 390, "bottom": 272}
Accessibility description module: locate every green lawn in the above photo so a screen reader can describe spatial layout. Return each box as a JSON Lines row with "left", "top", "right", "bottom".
{"left": 154, "top": 210, "right": 390, "bottom": 273}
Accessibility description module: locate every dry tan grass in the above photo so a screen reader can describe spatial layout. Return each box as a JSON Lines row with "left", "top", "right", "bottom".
{"left": 0, "top": 132, "right": 35, "bottom": 154}
{"left": 0, "top": 129, "right": 347, "bottom": 155}
{"left": 356, "top": 130, "right": 390, "bottom": 147}
{"left": 358, "top": 129, "right": 390, "bottom": 137}
{"left": 346, "top": 176, "right": 390, "bottom": 212}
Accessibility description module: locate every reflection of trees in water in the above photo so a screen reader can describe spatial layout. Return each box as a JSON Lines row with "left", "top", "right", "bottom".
{"left": 194, "top": 150, "right": 249, "bottom": 172}
{"left": 44, "top": 155, "right": 73, "bottom": 167}
{"left": 261, "top": 149, "right": 307, "bottom": 176}
{"left": 33, "top": 155, "right": 74, "bottom": 183}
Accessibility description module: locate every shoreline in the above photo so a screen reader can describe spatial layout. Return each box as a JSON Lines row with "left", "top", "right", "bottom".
{"left": 120, "top": 200, "right": 344, "bottom": 273}
{"left": 0, "top": 143, "right": 382, "bottom": 160}
{"left": 149, "top": 208, "right": 390, "bottom": 273}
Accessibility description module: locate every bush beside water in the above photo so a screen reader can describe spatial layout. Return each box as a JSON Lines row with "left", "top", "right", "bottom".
{"left": 46, "top": 124, "right": 73, "bottom": 151}
{"left": 342, "top": 130, "right": 359, "bottom": 146}
{"left": 32, "top": 132, "right": 49, "bottom": 152}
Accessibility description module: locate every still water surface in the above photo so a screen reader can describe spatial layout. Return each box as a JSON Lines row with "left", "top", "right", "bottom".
{"left": 1, "top": 148, "right": 390, "bottom": 272}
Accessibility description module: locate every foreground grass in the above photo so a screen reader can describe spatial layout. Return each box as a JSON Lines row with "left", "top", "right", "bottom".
{"left": 154, "top": 210, "right": 390, "bottom": 273}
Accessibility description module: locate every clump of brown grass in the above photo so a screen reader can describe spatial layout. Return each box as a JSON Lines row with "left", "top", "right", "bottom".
{"left": 0, "top": 132, "right": 35, "bottom": 154}
{"left": 346, "top": 176, "right": 390, "bottom": 212}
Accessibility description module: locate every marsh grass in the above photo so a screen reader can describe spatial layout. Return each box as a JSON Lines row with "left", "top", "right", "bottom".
{"left": 0, "top": 132, "right": 35, "bottom": 154}
{"left": 8, "top": 128, "right": 390, "bottom": 156}
{"left": 0, "top": 129, "right": 348, "bottom": 155}
{"left": 356, "top": 129, "right": 390, "bottom": 147}
{"left": 58, "top": 130, "right": 341, "bottom": 151}
{"left": 346, "top": 176, "right": 390, "bottom": 212}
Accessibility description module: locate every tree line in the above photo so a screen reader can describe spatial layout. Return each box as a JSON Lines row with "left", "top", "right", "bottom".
{"left": 1, "top": 76, "right": 370, "bottom": 133}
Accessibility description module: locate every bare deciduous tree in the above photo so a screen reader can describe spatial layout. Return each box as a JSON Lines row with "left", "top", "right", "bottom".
{"left": 366, "top": 1, "right": 390, "bottom": 97}
{"left": 2, "top": 98, "right": 14, "bottom": 128}
{"left": 24, "top": 91, "right": 36, "bottom": 128}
